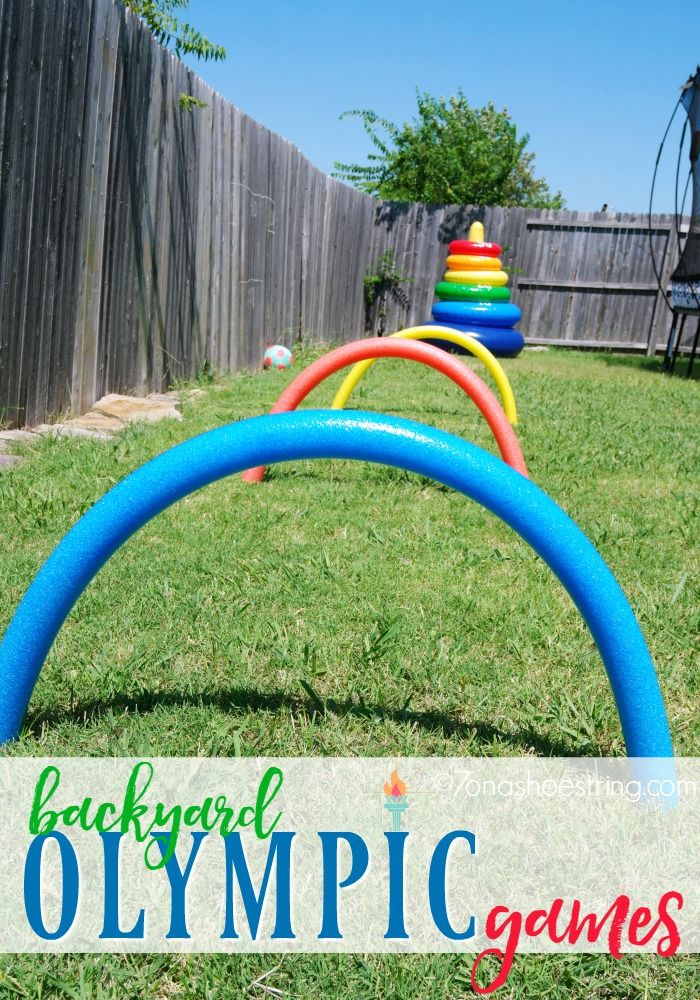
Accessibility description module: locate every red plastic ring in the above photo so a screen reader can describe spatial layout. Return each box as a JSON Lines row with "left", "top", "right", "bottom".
{"left": 449, "top": 240, "right": 502, "bottom": 257}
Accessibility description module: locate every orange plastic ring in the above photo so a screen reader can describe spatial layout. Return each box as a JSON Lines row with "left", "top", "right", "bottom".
{"left": 446, "top": 254, "right": 502, "bottom": 271}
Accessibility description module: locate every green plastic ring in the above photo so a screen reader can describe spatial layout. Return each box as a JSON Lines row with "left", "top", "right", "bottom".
{"left": 435, "top": 282, "right": 511, "bottom": 302}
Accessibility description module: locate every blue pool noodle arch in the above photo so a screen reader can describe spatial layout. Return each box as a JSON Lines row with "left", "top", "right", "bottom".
{"left": 0, "top": 410, "right": 673, "bottom": 757}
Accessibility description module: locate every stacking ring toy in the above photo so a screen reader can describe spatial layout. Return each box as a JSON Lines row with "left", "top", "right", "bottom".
{"left": 428, "top": 222, "right": 523, "bottom": 356}
{"left": 242, "top": 338, "right": 527, "bottom": 481}
{"left": 446, "top": 254, "right": 502, "bottom": 271}
{"left": 331, "top": 326, "right": 518, "bottom": 424}
{"left": 435, "top": 282, "right": 511, "bottom": 302}
{"left": 0, "top": 410, "right": 673, "bottom": 764}
{"left": 433, "top": 301, "right": 522, "bottom": 328}
{"left": 445, "top": 269, "right": 509, "bottom": 286}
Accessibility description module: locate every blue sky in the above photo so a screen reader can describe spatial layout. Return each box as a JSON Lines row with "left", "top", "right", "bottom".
{"left": 183, "top": 0, "right": 700, "bottom": 213}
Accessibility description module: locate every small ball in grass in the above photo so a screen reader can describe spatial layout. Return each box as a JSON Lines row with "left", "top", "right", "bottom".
{"left": 263, "top": 345, "right": 293, "bottom": 370}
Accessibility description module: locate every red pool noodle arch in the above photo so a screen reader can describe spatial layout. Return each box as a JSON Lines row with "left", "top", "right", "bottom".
{"left": 243, "top": 338, "right": 528, "bottom": 482}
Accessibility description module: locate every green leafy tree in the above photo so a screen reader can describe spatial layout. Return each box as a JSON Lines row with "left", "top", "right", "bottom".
{"left": 333, "top": 90, "right": 564, "bottom": 209}
{"left": 124, "top": 0, "right": 225, "bottom": 62}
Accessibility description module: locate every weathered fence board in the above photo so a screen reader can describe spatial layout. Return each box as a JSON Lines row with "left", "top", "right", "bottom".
{"left": 0, "top": 0, "right": 689, "bottom": 427}
{"left": 365, "top": 205, "right": 685, "bottom": 352}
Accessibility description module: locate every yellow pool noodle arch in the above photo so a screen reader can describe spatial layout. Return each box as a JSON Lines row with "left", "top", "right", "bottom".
{"left": 330, "top": 325, "right": 518, "bottom": 425}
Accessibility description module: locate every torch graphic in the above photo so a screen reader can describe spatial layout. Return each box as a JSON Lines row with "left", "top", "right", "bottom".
{"left": 383, "top": 769, "right": 409, "bottom": 831}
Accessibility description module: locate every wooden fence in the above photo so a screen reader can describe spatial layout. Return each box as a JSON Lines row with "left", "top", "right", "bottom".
{"left": 0, "top": 0, "right": 685, "bottom": 427}
{"left": 361, "top": 203, "right": 684, "bottom": 352}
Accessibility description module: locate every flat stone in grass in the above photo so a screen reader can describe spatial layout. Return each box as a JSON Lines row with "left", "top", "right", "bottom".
{"left": 1, "top": 389, "right": 200, "bottom": 469}
{"left": 91, "top": 393, "right": 183, "bottom": 425}
{"left": 0, "top": 431, "right": 39, "bottom": 471}
{"left": 35, "top": 422, "right": 115, "bottom": 441}
{"left": 39, "top": 390, "right": 188, "bottom": 438}
{"left": 0, "top": 430, "right": 39, "bottom": 444}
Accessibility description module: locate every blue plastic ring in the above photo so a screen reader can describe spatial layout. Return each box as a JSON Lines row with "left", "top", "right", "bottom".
{"left": 433, "top": 300, "right": 523, "bottom": 328}
{"left": 424, "top": 323, "right": 525, "bottom": 358}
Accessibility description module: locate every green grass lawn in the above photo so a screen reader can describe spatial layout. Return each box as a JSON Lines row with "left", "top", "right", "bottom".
{"left": 0, "top": 348, "right": 698, "bottom": 997}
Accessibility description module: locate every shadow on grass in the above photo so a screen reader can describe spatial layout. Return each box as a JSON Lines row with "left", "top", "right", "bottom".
{"left": 595, "top": 352, "right": 699, "bottom": 379}
{"left": 23, "top": 684, "right": 602, "bottom": 757}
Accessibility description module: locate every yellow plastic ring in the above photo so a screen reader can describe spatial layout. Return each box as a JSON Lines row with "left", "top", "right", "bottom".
{"left": 330, "top": 325, "right": 518, "bottom": 425}
{"left": 446, "top": 254, "right": 502, "bottom": 271}
{"left": 444, "top": 270, "right": 509, "bottom": 286}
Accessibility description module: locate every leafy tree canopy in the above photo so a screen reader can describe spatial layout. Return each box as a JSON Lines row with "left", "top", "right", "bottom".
{"left": 333, "top": 90, "right": 564, "bottom": 209}
{"left": 124, "top": 0, "right": 225, "bottom": 62}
